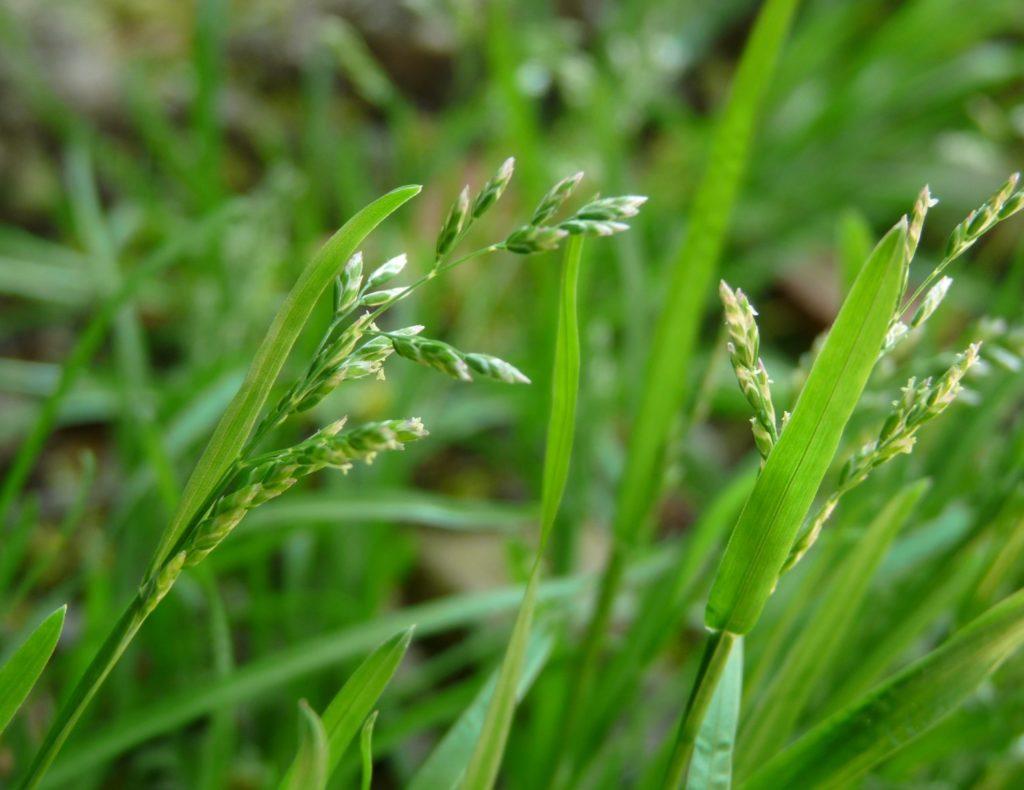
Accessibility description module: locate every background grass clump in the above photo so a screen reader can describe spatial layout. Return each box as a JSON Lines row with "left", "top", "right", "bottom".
{"left": 1, "top": 0, "right": 1024, "bottom": 788}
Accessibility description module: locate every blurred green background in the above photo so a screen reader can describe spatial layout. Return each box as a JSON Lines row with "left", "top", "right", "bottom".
{"left": 1, "top": 0, "right": 1023, "bottom": 787}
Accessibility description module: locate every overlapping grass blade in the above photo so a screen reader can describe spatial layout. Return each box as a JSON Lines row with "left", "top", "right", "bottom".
{"left": 745, "top": 587, "right": 1024, "bottom": 788}
{"left": 686, "top": 637, "right": 743, "bottom": 790}
{"left": 462, "top": 236, "right": 584, "bottom": 789}
{"left": 410, "top": 627, "right": 555, "bottom": 790}
{"left": 706, "top": 221, "right": 907, "bottom": 634}
{"left": 284, "top": 701, "right": 328, "bottom": 790}
{"left": 281, "top": 628, "right": 413, "bottom": 786}
{"left": 738, "top": 480, "right": 929, "bottom": 770}
{"left": 0, "top": 606, "right": 65, "bottom": 735}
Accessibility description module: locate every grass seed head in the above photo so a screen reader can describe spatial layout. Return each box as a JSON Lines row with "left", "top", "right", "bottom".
{"left": 720, "top": 280, "right": 778, "bottom": 459}
{"left": 365, "top": 254, "right": 407, "bottom": 290}
{"left": 436, "top": 186, "right": 471, "bottom": 259}
{"left": 335, "top": 252, "right": 364, "bottom": 315}
{"left": 910, "top": 276, "right": 952, "bottom": 329}
{"left": 504, "top": 225, "right": 569, "bottom": 254}
{"left": 530, "top": 171, "right": 584, "bottom": 226}
{"left": 472, "top": 157, "right": 515, "bottom": 219}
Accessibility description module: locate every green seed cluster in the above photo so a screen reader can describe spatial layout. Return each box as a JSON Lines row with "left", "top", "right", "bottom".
{"left": 388, "top": 333, "right": 530, "bottom": 385}
{"left": 943, "top": 173, "right": 1023, "bottom": 262}
{"left": 782, "top": 343, "right": 980, "bottom": 574}
{"left": 185, "top": 419, "right": 428, "bottom": 566}
{"left": 720, "top": 280, "right": 778, "bottom": 460}
{"left": 504, "top": 176, "right": 646, "bottom": 254}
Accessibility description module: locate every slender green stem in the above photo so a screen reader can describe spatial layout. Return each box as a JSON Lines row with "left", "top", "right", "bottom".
{"left": 664, "top": 630, "right": 738, "bottom": 789}
{"left": 18, "top": 595, "right": 147, "bottom": 789}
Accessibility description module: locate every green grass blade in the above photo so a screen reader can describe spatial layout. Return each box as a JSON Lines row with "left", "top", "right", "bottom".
{"left": 745, "top": 587, "right": 1024, "bottom": 788}
{"left": 282, "top": 628, "right": 413, "bottom": 785}
{"left": 462, "top": 236, "right": 584, "bottom": 789}
{"left": 359, "top": 711, "right": 377, "bottom": 790}
{"left": 0, "top": 606, "right": 66, "bottom": 735}
{"left": 706, "top": 221, "right": 908, "bottom": 634}
{"left": 285, "top": 701, "right": 328, "bottom": 790}
{"left": 614, "top": 0, "right": 800, "bottom": 551}
{"left": 738, "top": 480, "right": 929, "bottom": 770}
{"left": 686, "top": 636, "right": 743, "bottom": 790}
{"left": 150, "top": 184, "right": 421, "bottom": 574}
{"left": 410, "top": 627, "right": 555, "bottom": 790}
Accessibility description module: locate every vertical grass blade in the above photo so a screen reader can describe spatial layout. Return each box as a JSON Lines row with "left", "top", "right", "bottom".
{"left": 281, "top": 628, "right": 413, "bottom": 786}
{"left": 462, "top": 237, "right": 583, "bottom": 788}
{"left": 151, "top": 184, "right": 421, "bottom": 573}
{"left": 0, "top": 606, "right": 65, "bottom": 735}
{"left": 686, "top": 637, "right": 743, "bottom": 790}
{"left": 745, "top": 587, "right": 1024, "bottom": 788}
{"left": 738, "top": 480, "right": 929, "bottom": 770}
{"left": 614, "top": 0, "right": 801, "bottom": 551}
{"left": 706, "top": 221, "right": 908, "bottom": 634}
{"left": 284, "top": 701, "right": 328, "bottom": 790}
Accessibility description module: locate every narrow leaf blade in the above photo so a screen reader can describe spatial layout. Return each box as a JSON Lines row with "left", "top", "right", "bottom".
{"left": 0, "top": 605, "right": 65, "bottom": 735}
{"left": 686, "top": 636, "right": 743, "bottom": 790}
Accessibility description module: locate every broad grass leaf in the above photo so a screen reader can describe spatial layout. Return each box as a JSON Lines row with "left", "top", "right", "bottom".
{"left": 706, "top": 221, "right": 908, "bottom": 634}
{"left": 0, "top": 605, "right": 65, "bottom": 735}
{"left": 745, "top": 587, "right": 1024, "bottom": 788}
{"left": 686, "top": 637, "right": 743, "bottom": 790}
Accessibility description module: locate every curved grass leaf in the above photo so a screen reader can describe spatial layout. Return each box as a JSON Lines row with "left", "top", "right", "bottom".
{"left": 738, "top": 480, "right": 929, "bottom": 770}
{"left": 745, "top": 587, "right": 1024, "bottom": 788}
{"left": 285, "top": 701, "right": 328, "bottom": 790}
{"left": 150, "top": 183, "right": 421, "bottom": 573}
{"left": 462, "top": 236, "right": 583, "bottom": 789}
{"left": 281, "top": 628, "right": 413, "bottom": 786}
{"left": 0, "top": 606, "right": 65, "bottom": 735}
{"left": 686, "top": 636, "right": 743, "bottom": 790}
{"left": 706, "top": 221, "right": 908, "bottom": 634}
